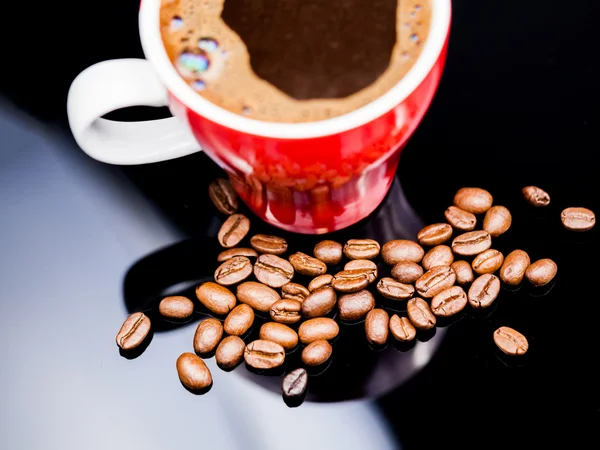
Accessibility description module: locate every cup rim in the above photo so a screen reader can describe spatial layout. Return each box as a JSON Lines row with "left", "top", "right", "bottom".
{"left": 140, "top": 0, "right": 451, "bottom": 139}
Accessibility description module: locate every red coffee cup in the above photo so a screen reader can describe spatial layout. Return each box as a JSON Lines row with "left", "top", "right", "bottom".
{"left": 67, "top": 0, "right": 451, "bottom": 234}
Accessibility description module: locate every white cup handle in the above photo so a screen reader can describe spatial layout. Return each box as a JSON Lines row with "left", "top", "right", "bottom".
{"left": 67, "top": 58, "right": 202, "bottom": 165}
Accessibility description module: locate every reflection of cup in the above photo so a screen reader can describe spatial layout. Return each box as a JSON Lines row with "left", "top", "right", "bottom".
{"left": 67, "top": 1, "right": 451, "bottom": 234}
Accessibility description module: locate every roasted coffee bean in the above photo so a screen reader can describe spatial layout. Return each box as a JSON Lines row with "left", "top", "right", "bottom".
{"left": 561, "top": 207, "right": 596, "bottom": 232}
{"left": 302, "top": 287, "right": 337, "bottom": 318}
{"left": 282, "top": 368, "right": 308, "bottom": 403}
{"left": 452, "top": 230, "right": 492, "bottom": 256}
{"left": 389, "top": 315, "right": 416, "bottom": 342}
{"left": 250, "top": 234, "right": 288, "bottom": 255}
{"left": 259, "top": 322, "right": 299, "bottom": 350}
{"left": 422, "top": 245, "right": 454, "bottom": 270}
{"left": 344, "top": 260, "right": 378, "bottom": 281}
{"left": 472, "top": 249, "right": 504, "bottom": 275}
{"left": 343, "top": 239, "right": 381, "bottom": 260}
{"left": 483, "top": 206, "right": 512, "bottom": 237}
{"left": 332, "top": 269, "right": 374, "bottom": 293}
{"left": 308, "top": 274, "right": 334, "bottom": 292}
{"left": 116, "top": 312, "right": 151, "bottom": 350}
{"left": 468, "top": 274, "right": 500, "bottom": 308}
{"left": 313, "top": 240, "right": 343, "bottom": 264}
{"left": 444, "top": 206, "right": 477, "bottom": 231}
{"left": 417, "top": 223, "right": 453, "bottom": 246}
{"left": 158, "top": 296, "right": 194, "bottom": 320}
{"left": 453, "top": 187, "right": 493, "bottom": 214}
{"left": 176, "top": 352, "right": 212, "bottom": 391}
{"left": 407, "top": 298, "right": 436, "bottom": 330}
{"left": 215, "top": 335, "right": 245, "bottom": 370}
{"left": 244, "top": 339, "right": 286, "bottom": 369}
{"left": 223, "top": 304, "right": 255, "bottom": 336}
{"left": 289, "top": 252, "right": 327, "bottom": 276}
{"left": 237, "top": 281, "right": 281, "bottom": 313}
{"left": 377, "top": 277, "right": 414, "bottom": 300}
{"left": 365, "top": 309, "right": 389, "bottom": 345}
{"left": 493, "top": 326, "right": 528, "bottom": 356}
{"left": 338, "top": 290, "right": 375, "bottom": 321}
{"left": 391, "top": 261, "right": 423, "bottom": 284}
{"left": 298, "top": 318, "right": 339, "bottom": 344}
{"left": 196, "top": 282, "right": 237, "bottom": 315}
{"left": 281, "top": 283, "right": 310, "bottom": 302}
{"left": 270, "top": 299, "right": 302, "bottom": 324}
{"left": 254, "top": 254, "right": 295, "bottom": 288}
{"left": 214, "top": 256, "right": 253, "bottom": 285}
{"left": 209, "top": 178, "right": 238, "bottom": 215}
{"left": 451, "top": 260, "right": 474, "bottom": 285}
{"left": 301, "top": 339, "right": 332, "bottom": 366}
{"left": 193, "top": 318, "right": 224, "bottom": 355}
{"left": 522, "top": 186, "right": 550, "bottom": 207}
{"left": 218, "top": 214, "right": 250, "bottom": 248}
{"left": 381, "top": 240, "right": 425, "bottom": 265}
{"left": 525, "top": 259, "right": 557, "bottom": 287}
{"left": 217, "top": 247, "right": 258, "bottom": 262}
{"left": 499, "top": 250, "right": 530, "bottom": 286}
{"left": 415, "top": 265, "right": 456, "bottom": 298}
{"left": 431, "top": 286, "right": 467, "bottom": 317}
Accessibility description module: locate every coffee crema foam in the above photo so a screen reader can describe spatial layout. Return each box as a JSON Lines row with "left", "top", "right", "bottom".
{"left": 160, "top": 0, "right": 431, "bottom": 123}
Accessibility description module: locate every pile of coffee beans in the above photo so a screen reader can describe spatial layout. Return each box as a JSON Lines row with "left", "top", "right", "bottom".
{"left": 115, "top": 180, "right": 596, "bottom": 406}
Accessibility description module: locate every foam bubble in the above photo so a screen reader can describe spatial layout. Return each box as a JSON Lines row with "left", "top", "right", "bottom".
{"left": 170, "top": 16, "right": 184, "bottom": 31}
{"left": 198, "top": 37, "right": 219, "bottom": 53}
{"left": 192, "top": 79, "right": 206, "bottom": 91}
{"left": 177, "top": 49, "right": 210, "bottom": 78}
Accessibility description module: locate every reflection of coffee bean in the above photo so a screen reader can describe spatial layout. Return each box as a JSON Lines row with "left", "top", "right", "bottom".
{"left": 301, "top": 339, "right": 332, "bottom": 366}
{"left": 302, "top": 287, "right": 337, "bottom": 318}
{"left": 289, "top": 252, "right": 327, "bottom": 276}
{"left": 196, "top": 282, "right": 237, "bottom": 315}
{"left": 254, "top": 254, "right": 295, "bottom": 288}
{"left": 193, "top": 318, "right": 224, "bottom": 355}
{"left": 422, "top": 245, "right": 454, "bottom": 270}
{"left": 308, "top": 274, "right": 334, "bottom": 292}
{"left": 214, "top": 256, "right": 253, "bottom": 285}
{"left": 218, "top": 214, "right": 251, "bottom": 248}
{"left": 452, "top": 230, "right": 492, "bottom": 256}
{"left": 407, "top": 298, "right": 436, "bottom": 330}
{"left": 376, "top": 277, "right": 414, "bottom": 300}
{"left": 313, "top": 240, "right": 343, "bottom": 264}
{"left": 223, "top": 303, "right": 255, "bottom": 336}
{"left": 472, "top": 249, "right": 504, "bottom": 275}
{"left": 431, "top": 286, "right": 467, "bottom": 317}
{"left": 116, "top": 312, "right": 151, "bottom": 350}
{"left": 468, "top": 274, "right": 500, "bottom": 308}
{"left": 270, "top": 299, "right": 302, "bottom": 324}
{"left": 493, "top": 326, "right": 528, "bottom": 356}
{"left": 237, "top": 281, "right": 281, "bottom": 312}
{"left": 415, "top": 265, "right": 456, "bottom": 298}
{"left": 561, "top": 207, "right": 596, "bottom": 231}
{"left": 217, "top": 247, "right": 258, "bottom": 262}
{"left": 365, "top": 309, "right": 389, "bottom": 345}
{"left": 343, "top": 239, "right": 381, "bottom": 260}
{"left": 451, "top": 260, "right": 474, "bottom": 285}
{"left": 281, "top": 282, "right": 310, "bottom": 302}
{"left": 158, "top": 296, "right": 195, "bottom": 320}
{"left": 215, "top": 336, "right": 246, "bottom": 370}
{"left": 209, "top": 178, "right": 238, "bottom": 215}
{"left": 250, "top": 234, "right": 288, "bottom": 255}
{"left": 282, "top": 368, "right": 308, "bottom": 402}
{"left": 244, "top": 340, "right": 286, "bottom": 369}
{"left": 525, "top": 259, "right": 557, "bottom": 287}
{"left": 483, "top": 205, "right": 512, "bottom": 237}
{"left": 338, "top": 290, "right": 375, "bottom": 321}
{"left": 259, "top": 322, "right": 299, "bottom": 350}
{"left": 453, "top": 187, "right": 493, "bottom": 214}
{"left": 522, "top": 186, "right": 550, "bottom": 207}
{"left": 417, "top": 223, "right": 453, "bottom": 246}
{"left": 177, "top": 352, "right": 212, "bottom": 390}
{"left": 389, "top": 315, "right": 416, "bottom": 342}
{"left": 391, "top": 261, "right": 423, "bottom": 284}
{"left": 444, "top": 206, "right": 477, "bottom": 231}
{"left": 381, "top": 240, "right": 425, "bottom": 265}
{"left": 499, "top": 250, "right": 530, "bottom": 286}
{"left": 298, "top": 318, "right": 339, "bottom": 344}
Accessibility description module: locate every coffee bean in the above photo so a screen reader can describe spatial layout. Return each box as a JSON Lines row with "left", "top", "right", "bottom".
{"left": 391, "top": 261, "right": 423, "bottom": 284}
{"left": 176, "top": 352, "right": 212, "bottom": 391}
{"left": 259, "top": 322, "right": 299, "bottom": 350}
{"left": 332, "top": 269, "right": 374, "bottom": 293}
{"left": 254, "top": 254, "right": 295, "bottom": 288}
{"left": 468, "top": 274, "right": 500, "bottom": 308}
{"left": 209, "top": 178, "right": 238, "bottom": 215}
{"left": 417, "top": 223, "right": 453, "bottom": 246}
{"left": 298, "top": 318, "right": 339, "bottom": 344}
{"left": 376, "top": 277, "right": 414, "bottom": 300}
{"left": 281, "top": 283, "right": 310, "bottom": 302}
{"left": 236, "top": 281, "right": 281, "bottom": 313}
{"left": 344, "top": 260, "right": 378, "bottom": 281}
{"left": 313, "top": 240, "right": 343, "bottom": 264}
{"left": 483, "top": 206, "right": 512, "bottom": 237}
{"left": 451, "top": 260, "right": 474, "bottom": 285}
{"left": 472, "top": 249, "right": 504, "bottom": 275}
{"left": 193, "top": 318, "right": 224, "bottom": 355}
{"left": 250, "top": 234, "right": 288, "bottom": 255}
{"left": 499, "top": 250, "right": 530, "bottom": 286}
{"left": 196, "top": 282, "right": 237, "bottom": 315}
{"left": 308, "top": 274, "right": 334, "bottom": 292}
{"left": 223, "top": 304, "right": 254, "bottom": 336}
{"left": 452, "top": 230, "right": 492, "bottom": 256}
{"left": 453, "top": 187, "right": 493, "bottom": 214}
{"left": 381, "top": 240, "right": 425, "bottom": 265}
{"left": 415, "top": 265, "right": 456, "bottom": 298}
{"left": 522, "top": 186, "right": 550, "bottom": 207}
{"left": 215, "top": 335, "right": 246, "bottom": 370}
{"left": 270, "top": 299, "right": 302, "bottom": 324}
{"left": 289, "top": 252, "right": 327, "bottom": 276}
{"left": 158, "top": 296, "right": 194, "bottom": 320}
{"left": 525, "top": 258, "right": 557, "bottom": 286}
{"left": 214, "top": 256, "right": 253, "bottom": 286}
{"left": 343, "top": 239, "right": 381, "bottom": 260}
{"left": 116, "top": 312, "right": 151, "bottom": 350}
{"left": 493, "top": 326, "right": 528, "bottom": 356}
{"left": 561, "top": 207, "right": 596, "bottom": 232}
{"left": 389, "top": 315, "right": 416, "bottom": 342}
{"left": 301, "top": 339, "right": 332, "bottom": 366}
{"left": 407, "top": 298, "right": 436, "bottom": 330}
{"left": 444, "top": 206, "right": 477, "bottom": 231}
{"left": 282, "top": 368, "right": 308, "bottom": 403}
{"left": 431, "top": 286, "right": 467, "bottom": 317}
{"left": 217, "top": 247, "right": 258, "bottom": 262}
{"left": 302, "top": 286, "right": 337, "bottom": 318}
{"left": 218, "top": 214, "right": 250, "bottom": 248}
{"left": 365, "top": 309, "right": 389, "bottom": 345}
{"left": 422, "top": 245, "right": 454, "bottom": 270}
{"left": 338, "top": 290, "right": 375, "bottom": 321}
{"left": 244, "top": 339, "right": 286, "bottom": 369}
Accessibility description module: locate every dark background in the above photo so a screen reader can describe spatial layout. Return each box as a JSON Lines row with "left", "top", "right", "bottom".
{"left": 2, "top": 0, "right": 600, "bottom": 447}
